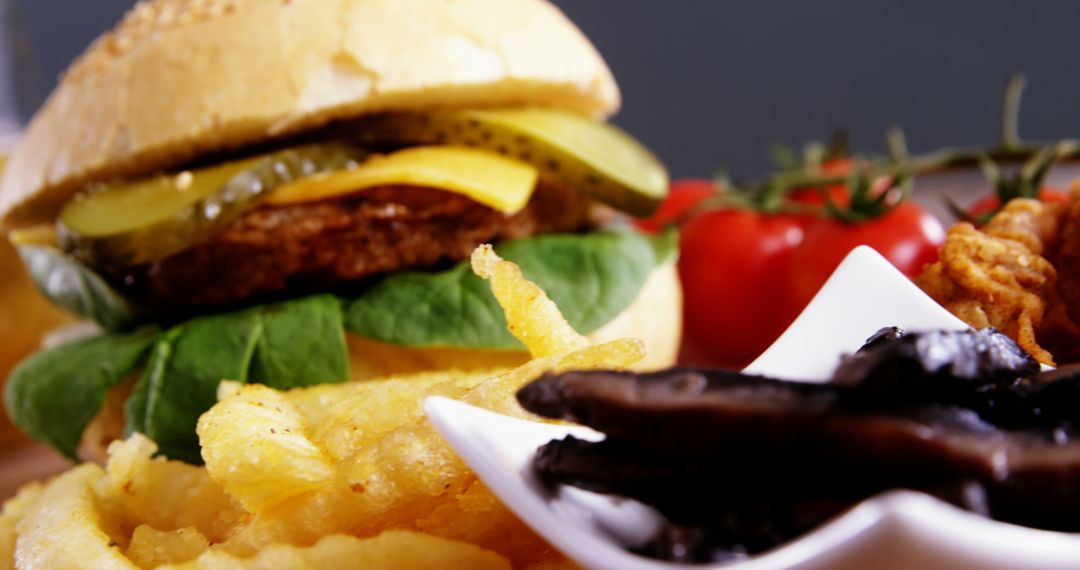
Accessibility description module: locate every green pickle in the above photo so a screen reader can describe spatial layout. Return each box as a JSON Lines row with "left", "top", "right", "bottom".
{"left": 360, "top": 108, "right": 668, "bottom": 217}
{"left": 59, "top": 143, "right": 362, "bottom": 267}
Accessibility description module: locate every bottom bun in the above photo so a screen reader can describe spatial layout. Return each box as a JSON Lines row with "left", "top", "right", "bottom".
{"left": 345, "top": 260, "right": 683, "bottom": 380}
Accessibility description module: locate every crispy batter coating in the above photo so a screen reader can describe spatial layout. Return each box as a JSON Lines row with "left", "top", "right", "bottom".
{"left": 916, "top": 198, "right": 1065, "bottom": 365}
{"left": 1038, "top": 182, "right": 1080, "bottom": 363}
{"left": 1051, "top": 183, "right": 1080, "bottom": 326}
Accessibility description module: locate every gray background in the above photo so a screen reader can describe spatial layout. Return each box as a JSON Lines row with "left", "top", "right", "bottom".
{"left": 11, "top": 1, "right": 1080, "bottom": 178}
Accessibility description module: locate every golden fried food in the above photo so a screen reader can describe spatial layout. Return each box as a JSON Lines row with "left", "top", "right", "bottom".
{"left": 159, "top": 532, "right": 514, "bottom": 570}
{"left": 0, "top": 482, "right": 42, "bottom": 570}
{"left": 471, "top": 244, "right": 590, "bottom": 357}
{"left": 916, "top": 198, "right": 1064, "bottom": 365}
{"left": 1050, "top": 182, "right": 1080, "bottom": 326}
{"left": 202, "top": 335, "right": 642, "bottom": 557}
{"left": 982, "top": 195, "right": 1065, "bottom": 254}
{"left": 1, "top": 246, "right": 638, "bottom": 568}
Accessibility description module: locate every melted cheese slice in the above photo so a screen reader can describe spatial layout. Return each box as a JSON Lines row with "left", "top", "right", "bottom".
{"left": 264, "top": 146, "right": 538, "bottom": 214}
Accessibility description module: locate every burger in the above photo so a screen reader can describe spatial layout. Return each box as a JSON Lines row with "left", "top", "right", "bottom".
{"left": 0, "top": 0, "right": 680, "bottom": 465}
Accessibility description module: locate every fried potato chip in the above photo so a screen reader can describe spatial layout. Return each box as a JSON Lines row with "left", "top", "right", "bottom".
{"left": 159, "top": 531, "right": 510, "bottom": 570}
{"left": 125, "top": 525, "right": 209, "bottom": 568}
{"left": 471, "top": 244, "right": 588, "bottom": 357}
{"left": 414, "top": 478, "right": 565, "bottom": 566}
{"left": 10, "top": 464, "right": 134, "bottom": 569}
{"left": 213, "top": 345, "right": 646, "bottom": 558}
{"left": 0, "top": 482, "right": 42, "bottom": 570}
{"left": 197, "top": 384, "right": 334, "bottom": 514}
{"left": 298, "top": 373, "right": 474, "bottom": 463}
{"left": 216, "top": 410, "right": 473, "bottom": 550}
{"left": 104, "top": 434, "right": 243, "bottom": 542}
{"left": 462, "top": 337, "right": 646, "bottom": 417}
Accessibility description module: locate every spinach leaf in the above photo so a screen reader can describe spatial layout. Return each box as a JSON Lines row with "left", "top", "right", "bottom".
{"left": 17, "top": 244, "right": 143, "bottom": 331}
{"left": 344, "top": 230, "right": 671, "bottom": 349}
{"left": 125, "top": 329, "right": 179, "bottom": 438}
{"left": 11, "top": 230, "right": 666, "bottom": 463}
{"left": 4, "top": 328, "right": 157, "bottom": 459}
{"left": 249, "top": 294, "right": 349, "bottom": 389}
{"left": 125, "top": 310, "right": 262, "bottom": 463}
{"left": 125, "top": 296, "right": 350, "bottom": 462}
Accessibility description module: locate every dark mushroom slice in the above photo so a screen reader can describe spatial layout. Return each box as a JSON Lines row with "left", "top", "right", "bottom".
{"left": 522, "top": 363, "right": 1080, "bottom": 528}
{"left": 518, "top": 367, "right": 840, "bottom": 456}
{"left": 516, "top": 329, "right": 1080, "bottom": 562}
{"left": 832, "top": 327, "right": 1040, "bottom": 408}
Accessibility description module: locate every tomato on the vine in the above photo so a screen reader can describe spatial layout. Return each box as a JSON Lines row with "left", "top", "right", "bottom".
{"left": 784, "top": 201, "right": 945, "bottom": 316}
{"left": 781, "top": 159, "right": 889, "bottom": 215}
{"left": 677, "top": 208, "right": 806, "bottom": 368}
{"left": 784, "top": 159, "right": 852, "bottom": 210}
{"left": 634, "top": 178, "right": 718, "bottom": 233}
{"left": 672, "top": 169, "right": 946, "bottom": 370}
{"left": 785, "top": 158, "right": 891, "bottom": 209}
{"left": 671, "top": 75, "right": 1072, "bottom": 369}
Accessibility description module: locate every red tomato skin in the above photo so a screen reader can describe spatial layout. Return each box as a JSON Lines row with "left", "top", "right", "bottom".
{"left": 967, "top": 188, "right": 1068, "bottom": 222}
{"left": 784, "top": 202, "right": 946, "bottom": 315}
{"left": 635, "top": 179, "right": 718, "bottom": 233}
{"left": 678, "top": 209, "right": 806, "bottom": 369}
{"left": 788, "top": 158, "right": 894, "bottom": 210}
{"left": 785, "top": 186, "right": 849, "bottom": 209}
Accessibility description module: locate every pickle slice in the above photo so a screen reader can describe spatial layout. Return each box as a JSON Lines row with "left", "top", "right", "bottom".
{"left": 360, "top": 109, "right": 668, "bottom": 216}
{"left": 59, "top": 143, "right": 362, "bottom": 267}
{"left": 265, "top": 146, "right": 538, "bottom": 214}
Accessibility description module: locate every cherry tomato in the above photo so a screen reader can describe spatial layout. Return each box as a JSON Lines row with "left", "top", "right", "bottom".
{"left": 678, "top": 208, "right": 806, "bottom": 369}
{"left": 785, "top": 158, "right": 853, "bottom": 209}
{"left": 674, "top": 159, "right": 945, "bottom": 369}
{"left": 784, "top": 202, "right": 946, "bottom": 314}
{"left": 788, "top": 158, "right": 893, "bottom": 209}
{"left": 967, "top": 188, "right": 1068, "bottom": 223}
{"left": 635, "top": 178, "right": 718, "bottom": 233}
{"left": 786, "top": 181, "right": 849, "bottom": 209}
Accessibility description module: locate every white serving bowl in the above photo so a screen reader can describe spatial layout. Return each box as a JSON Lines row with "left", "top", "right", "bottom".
{"left": 425, "top": 246, "right": 1080, "bottom": 569}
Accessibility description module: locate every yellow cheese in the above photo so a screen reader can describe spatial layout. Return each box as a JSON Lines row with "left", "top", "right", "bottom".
{"left": 264, "top": 146, "right": 538, "bottom": 214}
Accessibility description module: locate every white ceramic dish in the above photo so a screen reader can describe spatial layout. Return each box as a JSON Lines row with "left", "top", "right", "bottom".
{"left": 424, "top": 246, "right": 1080, "bottom": 569}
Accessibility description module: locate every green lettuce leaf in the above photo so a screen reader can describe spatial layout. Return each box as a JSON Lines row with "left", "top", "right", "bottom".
{"left": 124, "top": 295, "right": 350, "bottom": 462}
{"left": 250, "top": 294, "right": 349, "bottom": 389}
{"left": 7, "top": 229, "right": 672, "bottom": 463}
{"left": 124, "top": 329, "right": 179, "bottom": 438}
{"left": 4, "top": 328, "right": 158, "bottom": 459}
{"left": 125, "top": 310, "right": 262, "bottom": 463}
{"left": 17, "top": 244, "right": 143, "bottom": 330}
{"left": 344, "top": 229, "right": 676, "bottom": 349}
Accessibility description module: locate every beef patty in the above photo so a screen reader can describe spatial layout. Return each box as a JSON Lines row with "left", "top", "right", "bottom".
{"left": 102, "top": 183, "right": 595, "bottom": 309}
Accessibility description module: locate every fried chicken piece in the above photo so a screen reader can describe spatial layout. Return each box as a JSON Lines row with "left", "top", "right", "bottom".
{"left": 1051, "top": 183, "right": 1080, "bottom": 326}
{"left": 916, "top": 198, "right": 1065, "bottom": 365}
